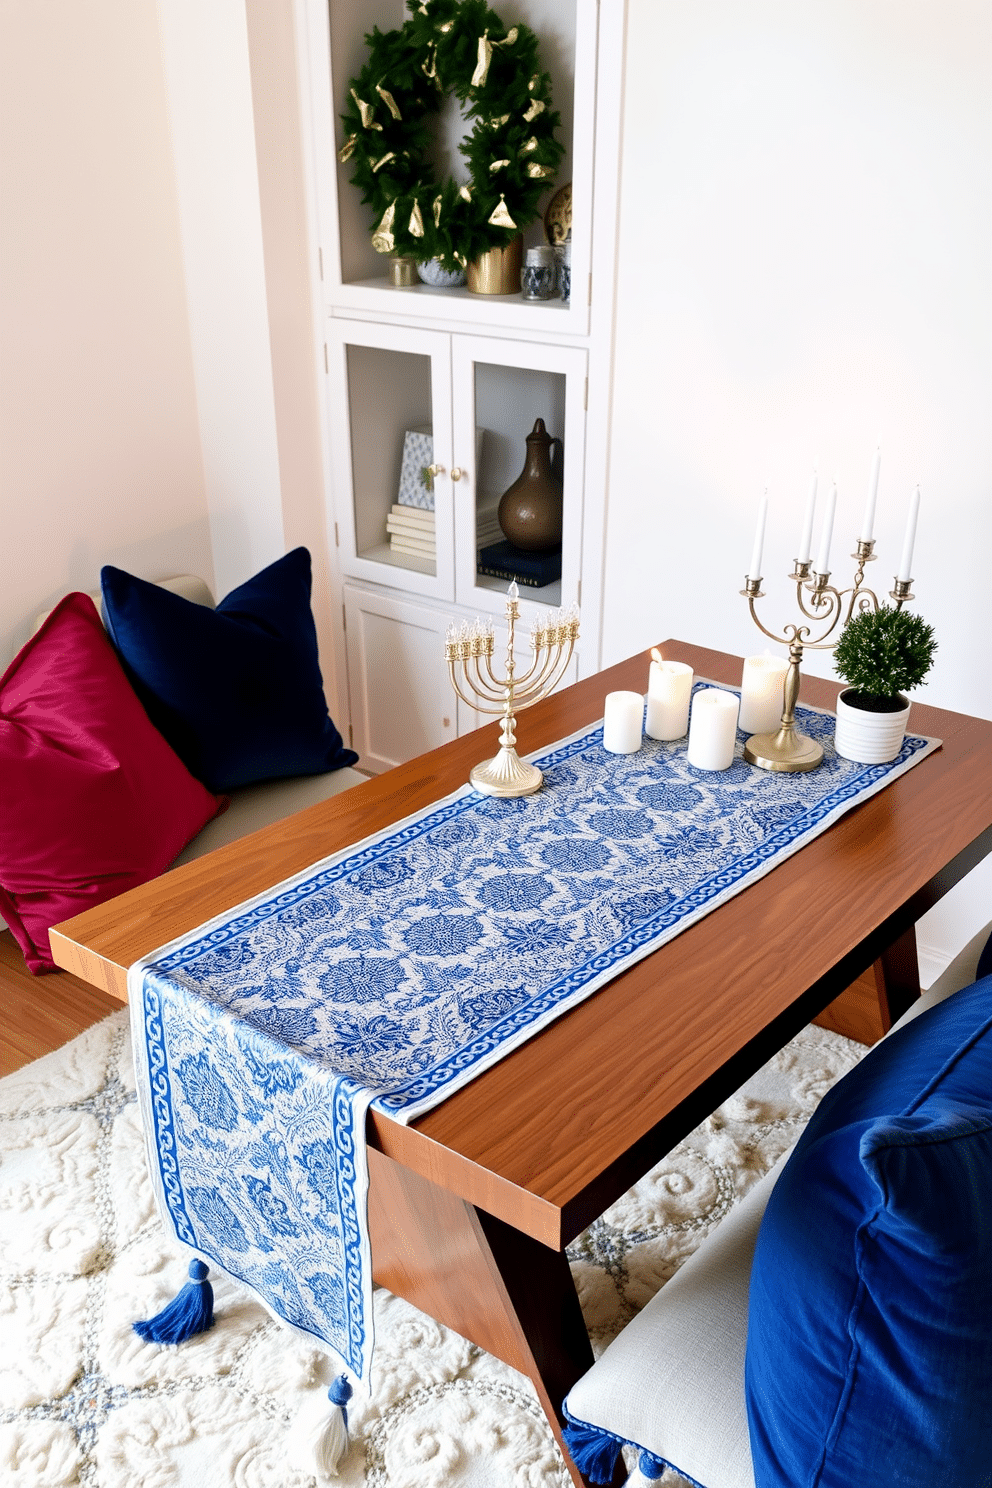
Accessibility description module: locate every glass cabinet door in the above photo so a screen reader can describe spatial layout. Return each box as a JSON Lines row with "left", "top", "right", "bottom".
{"left": 326, "top": 319, "right": 455, "bottom": 601}
{"left": 450, "top": 335, "right": 588, "bottom": 616}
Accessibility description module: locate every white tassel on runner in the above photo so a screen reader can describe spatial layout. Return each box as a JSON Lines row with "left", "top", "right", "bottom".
{"left": 289, "top": 1375, "right": 354, "bottom": 1479}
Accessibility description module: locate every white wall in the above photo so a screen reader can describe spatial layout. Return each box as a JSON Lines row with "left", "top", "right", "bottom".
{"left": 1, "top": 0, "right": 342, "bottom": 716}
{"left": 603, "top": 0, "right": 992, "bottom": 975}
{"left": 244, "top": 0, "right": 343, "bottom": 717}
{"left": 0, "top": 0, "right": 213, "bottom": 666}
{"left": 604, "top": 0, "right": 990, "bottom": 699}
{"left": 157, "top": 0, "right": 285, "bottom": 596}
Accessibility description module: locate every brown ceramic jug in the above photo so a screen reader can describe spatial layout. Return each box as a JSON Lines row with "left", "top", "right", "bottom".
{"left": 497, "top": 418, "right": 563, "bottom": 553}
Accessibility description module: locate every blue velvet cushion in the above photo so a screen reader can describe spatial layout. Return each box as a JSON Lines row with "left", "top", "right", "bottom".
{"left": 746, "top": 975, "right": 992, "bottom": 1488}
{"left": 101, "top": 549, "right": 358, "bottom": 792}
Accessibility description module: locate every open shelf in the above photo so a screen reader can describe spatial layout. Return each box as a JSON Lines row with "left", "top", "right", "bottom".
{"left": 358, "top": 542, "right": 436, "bottom": 578}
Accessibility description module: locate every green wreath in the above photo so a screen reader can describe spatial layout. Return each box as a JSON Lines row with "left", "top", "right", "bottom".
{"left": 339, "top": 0, "right": 564, "bottom": 271}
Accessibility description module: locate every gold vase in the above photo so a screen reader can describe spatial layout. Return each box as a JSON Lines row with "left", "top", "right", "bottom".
{"left": 466, "top": 237, "right": 523, "bottom": 295}
{"left": 387, "top": 255, "right": 418, "bottom": 287}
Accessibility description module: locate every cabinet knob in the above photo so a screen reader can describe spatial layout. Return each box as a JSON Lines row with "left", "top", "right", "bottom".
{"left": 427, "top": 462, "right": 446, "bottom": 478}
{"left": 451, "top": 467, "right": 463, "bottom": 482}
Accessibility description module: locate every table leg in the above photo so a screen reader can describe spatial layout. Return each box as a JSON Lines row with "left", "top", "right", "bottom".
{"left": 872, "top": 923, "right": 922, "bottom": 1030}
{"left": 367, "top": 1146, "right": 597, "bottom": 1488}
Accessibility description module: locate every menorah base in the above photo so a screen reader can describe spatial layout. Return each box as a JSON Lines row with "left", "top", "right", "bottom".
{"left": 744, "top": 726, "right": 823, "bottom": 773}
{"left": 470, "top": 747, "right": 544, "bottom": 798}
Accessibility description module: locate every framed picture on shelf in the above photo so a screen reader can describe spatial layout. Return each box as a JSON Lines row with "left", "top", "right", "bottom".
{"left": 397, "top": 429, "right": 435, "bottom": 510}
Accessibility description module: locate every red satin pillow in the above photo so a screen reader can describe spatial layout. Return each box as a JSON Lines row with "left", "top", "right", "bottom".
{"left": 0, "top": 593, "right": 221, "bottom": 973}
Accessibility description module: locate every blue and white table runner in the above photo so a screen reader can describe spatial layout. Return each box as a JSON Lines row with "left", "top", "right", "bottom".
{"left": 130, "top": 687, "right": 939, "bottom": 1385}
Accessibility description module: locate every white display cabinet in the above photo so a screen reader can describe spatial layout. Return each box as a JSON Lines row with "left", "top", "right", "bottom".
{"left": 343, "top": 587, "right": 458, "bottom": 773}
{"left": 309, "top": 0, "right": 596, "bottom": 337}
{"left": 297, "top": 0, "right": 621, "bottom": 771}
{"left": 328, "top": 319, "right": 587, "bottom": 614}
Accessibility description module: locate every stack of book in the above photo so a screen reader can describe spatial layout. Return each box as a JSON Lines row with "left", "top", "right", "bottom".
{"left": 477, "top": 539, "right": 562, "bottom": 588}
{"left": 387, "top": 504, "right": 436, "bottom": 561}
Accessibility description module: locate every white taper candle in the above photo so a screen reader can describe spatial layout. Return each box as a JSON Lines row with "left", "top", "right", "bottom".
{"left": 815, "top": 484, "right": 837, "bottom": 575}
{"left": 797, "top": 472, "right": 817, "bottom": 563}
{"left": 898, "top": 486, "right": 921, "bottom": 582}
{"left": 860, "top": 447, "right": 881, "bottom": 542}
{"left": 748, "top": 492, "right": 769, "bottom": 581}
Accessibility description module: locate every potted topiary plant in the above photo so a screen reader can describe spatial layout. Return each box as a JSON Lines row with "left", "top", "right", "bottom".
{"left": 832, "top": 605, "right": 937, "bottom": 763}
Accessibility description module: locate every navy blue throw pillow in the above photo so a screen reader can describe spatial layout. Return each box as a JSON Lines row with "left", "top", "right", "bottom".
{"left": 745, "top": 975, "right": 992, "bottom": 1488}
{"left": 101, "top": 549, "right": 358, "bottom": 792}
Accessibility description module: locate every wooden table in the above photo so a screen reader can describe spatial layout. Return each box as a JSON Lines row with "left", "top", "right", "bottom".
{"left": 51, "top": 641, "right": 992, "bottom": 1487}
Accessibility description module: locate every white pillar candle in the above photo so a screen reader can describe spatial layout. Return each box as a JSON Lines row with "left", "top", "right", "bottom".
{"left": 645, "top": 659, "right": 694, "bottom": 740}
{"left": 815, "top": 483, "right": 837, "bottom": 575}
{"left": 797, "top": 472, "right": 818, "bottom": 563}
{"left": 602, "top": 691, "right": 644, "bottom": 754}
{"left": 687, "top": 688, "right": 740, "bottom": 771}
{"left": 860, "top": 447, "right": 881, "bottom": 542}
{"left": 748, "top": 492, "right": 769, "bottom": 580}
{"left": 898, "top": 486, "right": 921, "bottom": 581}
{"left": 738, "top": 654, "right": 789, "bottom": 735}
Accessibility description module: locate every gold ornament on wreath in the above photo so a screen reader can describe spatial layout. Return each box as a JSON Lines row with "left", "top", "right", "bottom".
{"left": 340, "top": 0, "right": 564, "bottom": 274}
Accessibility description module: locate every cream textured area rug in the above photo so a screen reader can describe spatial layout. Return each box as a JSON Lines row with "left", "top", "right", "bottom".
{"left": 0, "top": 1011, "right": 862, "bottom": 1488}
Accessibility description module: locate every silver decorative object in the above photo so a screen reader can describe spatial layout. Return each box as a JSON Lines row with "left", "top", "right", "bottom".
{"left": 554, "top": 241, "right": 571, "bottom": 303}
{"left": 445, "top": 582, "right": 579, "bottom": 796}
{"left": 521, "top": 244, "right": 556, "bottom": 300}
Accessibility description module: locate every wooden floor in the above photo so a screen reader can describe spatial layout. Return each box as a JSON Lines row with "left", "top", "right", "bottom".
{"left": 0, "top": 930, "right": 123, "bottom": 1076}
{"left": 0, "top": 926, "right": 887, "bottom": 1079}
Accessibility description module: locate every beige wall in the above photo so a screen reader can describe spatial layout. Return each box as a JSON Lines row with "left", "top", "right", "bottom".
{"left": 245, "top": 0, "right": 340, "bottom": 709}
{"left": 0, "top": 0, "right": 214, "bottom": 666}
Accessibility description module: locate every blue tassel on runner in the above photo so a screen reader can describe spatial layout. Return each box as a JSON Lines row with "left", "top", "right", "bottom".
{"left": 133, "top": 1259, "right": 215, "bottom": 1344}
{"left": 561, "top": 1419, "right": 622, "bottom": 1484}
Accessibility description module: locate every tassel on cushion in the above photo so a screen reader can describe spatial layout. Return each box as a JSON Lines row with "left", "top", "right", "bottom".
{"left": 561, "top": 1419, "right": 623, "bottom": 1484}
{"left": 289, "top": 1374, "right": 355, "bottom": 1479}
{"left": 133, "top": 1259, "right": 215, "bottom": 1344}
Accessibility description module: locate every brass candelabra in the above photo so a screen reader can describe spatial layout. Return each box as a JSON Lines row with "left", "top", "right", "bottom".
{"left": 445, "top": 581, "right": 579, "bottom": 797}
{"left": 741, "top": 542, "right": 915, "bottom": 773}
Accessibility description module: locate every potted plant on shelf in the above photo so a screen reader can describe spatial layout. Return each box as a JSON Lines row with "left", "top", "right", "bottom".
{"left": 832, "top": 605, "right": 938, "bottom": 763}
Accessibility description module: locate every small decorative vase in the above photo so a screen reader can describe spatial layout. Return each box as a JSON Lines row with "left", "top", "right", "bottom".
{"left": 520, "top": 245, "right": 556, "bottom": 300}
{"left": 497, "top": 418, "right": 563, "bottom": 553}
{"left": 554, "top": 241, "right": 571, "bottom": 304}
{"left": 834, "top": 689, "right": 911, "bottom": 764}
{"left": 387, "top": 255, "right": 418, "bottom": 287}
{"left": 466, "top": 236, "right": 523, "bottom": 295}
{"left": 416, "top": 259, "right": 466, "bottom": 288}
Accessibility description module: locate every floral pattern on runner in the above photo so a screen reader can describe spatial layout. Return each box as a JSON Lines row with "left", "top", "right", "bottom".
{"left": 131, "top": 689, "right": 940, "bottom": 1384}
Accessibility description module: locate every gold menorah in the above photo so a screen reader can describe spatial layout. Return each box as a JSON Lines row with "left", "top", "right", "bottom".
{"left": 445, "top": 581, "right": 580, "bottom": 797}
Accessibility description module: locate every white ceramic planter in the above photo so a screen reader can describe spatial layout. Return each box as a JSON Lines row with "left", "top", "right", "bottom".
{"left": 834, "top": 688, "right": 911, "bottom": 764}
{"left": 416, "top": 259, "right": 466, "bottom": 288}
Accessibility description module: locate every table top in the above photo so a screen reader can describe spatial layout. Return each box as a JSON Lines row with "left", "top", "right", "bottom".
{"left": 51, "top": 641, "right": 992, "bottom": 1250}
